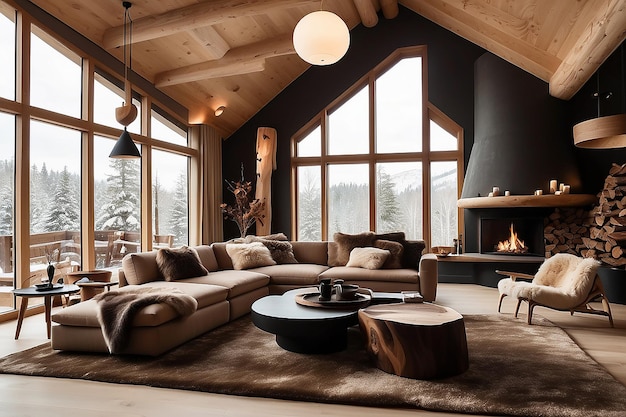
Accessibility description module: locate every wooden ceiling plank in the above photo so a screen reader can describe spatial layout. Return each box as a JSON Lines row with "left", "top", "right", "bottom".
{"left": 401, "top": 0, "right": 559, "bottom": 81}
{"left": 102, "top": 0, "right": 317, "bottom": 49}
{"left": 155, "top": 34, "right": 294, "bottom": 87}
{"left": 549, "top": 0, "right": 626, "bottom": 100}
{"left": 352, "top": 0, "right": 379, "bottom": 27}
{"left": 188, "top": 25, "right": 231, "bottom": 61}
{"left": 380, "top": 0, "right": 399, "bottom": 19}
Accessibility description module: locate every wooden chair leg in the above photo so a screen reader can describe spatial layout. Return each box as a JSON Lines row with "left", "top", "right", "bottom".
{"left": 514, "top": 299, "right": 522, "bottom": 318}
{"left": 602, "top": 296, "right": 614, "bottom": 327}
{"left": 497, "top": 293, "right": 506, "bottom": 313}
{"left": 527, "top": 302, "right": 536, "bottom": 325}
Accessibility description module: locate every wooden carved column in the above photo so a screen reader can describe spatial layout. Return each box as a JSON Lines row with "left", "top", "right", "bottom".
{"left": 255, "top": 127, "right": 277, "bottom": 235}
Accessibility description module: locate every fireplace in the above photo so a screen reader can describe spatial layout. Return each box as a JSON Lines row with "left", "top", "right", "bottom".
{"left": 480, "top": 217, "right": 544, "bottom": 257}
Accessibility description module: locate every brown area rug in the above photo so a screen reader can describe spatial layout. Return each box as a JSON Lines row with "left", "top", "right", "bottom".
{"left": 1, "top": 314, "right": 625, "bottom": 416}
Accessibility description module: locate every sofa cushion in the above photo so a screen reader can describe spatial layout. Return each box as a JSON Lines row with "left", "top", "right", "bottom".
{"left": 328, "top": 232, "right": 376, "bottom": 266}
{"left": 346, "top": 247, "right": 389, "bottom": 270}
{"left": 251, "top": 263, "right": 329, "bottom": 285}
{"left": 122, "top": 251, "right": 164, "bottom": 285}
{"left": 226, "top": 242, "right": 277, "bottom": 270}
{"left": 374, "top": 239, "right": 404, "bottom": 269}
{"left": 180, "top": 270, "right": 270, "bottom": 298}
{"left": 156, "top": 246, "right": 209, "bottom": 281}
{"left": 245, "top": 235, "right": 298, "bottom": 264}
{"left": 194, "top": 245, "right": 219, "bottom": 272}
{"left": 290, "top": 241, "right": 329, "bottom": 264}
{"left": 52, "top": 282, "right": 229, "bottom": 328}
{"left": 319, "top": 266, "right": 418, "bottom": 284}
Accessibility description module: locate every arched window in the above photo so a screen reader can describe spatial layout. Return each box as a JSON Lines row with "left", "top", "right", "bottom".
{"left": 292, "top": 46, "right": 463, "bottom": 248}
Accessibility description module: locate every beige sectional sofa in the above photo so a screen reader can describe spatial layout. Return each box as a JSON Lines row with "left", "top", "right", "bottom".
{"left": 51, "top": 238, "right": 438, "bottom": 356}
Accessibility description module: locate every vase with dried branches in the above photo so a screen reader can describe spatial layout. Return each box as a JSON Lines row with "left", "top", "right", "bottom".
{"left": 220, "top": 165, "right": 265, "bottom": 238}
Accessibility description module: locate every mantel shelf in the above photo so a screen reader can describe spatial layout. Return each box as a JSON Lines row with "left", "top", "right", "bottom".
{"left": 457, "top": 194, "right": 598, "bottom": 209}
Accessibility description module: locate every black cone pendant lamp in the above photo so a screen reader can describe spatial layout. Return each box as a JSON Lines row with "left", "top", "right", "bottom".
{"left": 110, "top": 1, "right": 140, "bottom": 159}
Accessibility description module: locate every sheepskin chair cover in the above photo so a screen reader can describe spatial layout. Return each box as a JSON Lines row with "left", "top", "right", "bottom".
{"left": 501, "top": 254, "right": 600, "bottom": 310}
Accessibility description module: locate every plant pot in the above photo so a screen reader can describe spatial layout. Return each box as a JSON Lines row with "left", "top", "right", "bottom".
{"left": 597, "top": 266, "right": 626, "bottom": 305}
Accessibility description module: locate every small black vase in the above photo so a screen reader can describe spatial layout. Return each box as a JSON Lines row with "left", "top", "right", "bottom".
{"left": 46, "top": 264, "right": 55, "bottom": 288}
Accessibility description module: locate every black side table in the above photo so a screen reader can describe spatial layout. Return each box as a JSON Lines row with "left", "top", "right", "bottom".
{"left": 12, "top": 284, "right": 80, "bottom": 339}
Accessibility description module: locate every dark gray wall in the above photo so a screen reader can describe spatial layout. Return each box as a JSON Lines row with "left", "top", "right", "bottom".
{"left": 222, "top": 6, "right": 485, "bottom": 239}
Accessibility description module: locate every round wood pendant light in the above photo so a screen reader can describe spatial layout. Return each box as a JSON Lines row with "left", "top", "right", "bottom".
{"left": 573, "top": 114, "right": 626, "bottom": 149}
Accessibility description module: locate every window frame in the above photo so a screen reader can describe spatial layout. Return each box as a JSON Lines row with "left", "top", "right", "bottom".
{"left": 291, "top": 46, "right": 464, "bottom": 247}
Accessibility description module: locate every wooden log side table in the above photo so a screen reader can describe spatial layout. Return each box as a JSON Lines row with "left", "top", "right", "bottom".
{"left": 358, "top": 303, "right": 469, "bottom": 379}
{"left": 12, "top": 284, "right": 80, "bottom": 340}
{"left": 75, "top": 280, "right": 118, "bottom": 301}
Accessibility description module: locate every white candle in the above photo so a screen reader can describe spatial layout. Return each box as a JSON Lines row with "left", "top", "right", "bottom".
{"left": 555, "top": 190, "right": 562, "bottom": 195}
{"left": 492, "top": 187, "right": 500, "bottom": 196}
{"left": 559, "top": 183, "right": 565, "bottom": 192}
{"left": 505, "top": 190, "right": 510, "bottom": 196}
{"left": 549, "top": 180, "right": 557, "bottom": 194}
{"left": 563, "top": 185, "right": 570, "bottom": 194}
{"left": 535, "top": 189, "right": 543, "bottom": 196}
{"left": 488, "top": 192, "right": 494, "bottom": 197}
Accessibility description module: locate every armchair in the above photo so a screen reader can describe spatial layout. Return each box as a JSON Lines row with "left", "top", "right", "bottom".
{"left": 496, "top": 253, "right": 613, "bottom": 326}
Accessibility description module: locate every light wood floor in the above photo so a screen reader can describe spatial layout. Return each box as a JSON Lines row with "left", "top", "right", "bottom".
{"left": 0, "top": 283, "right": 624, "bottom": 417}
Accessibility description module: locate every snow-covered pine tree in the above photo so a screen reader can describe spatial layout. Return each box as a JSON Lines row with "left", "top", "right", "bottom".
{"left": 96, "top": 158, "right": 140, "bottom": 231}
{"left": 43, "top": 166, "right": 80, "bottom": 232}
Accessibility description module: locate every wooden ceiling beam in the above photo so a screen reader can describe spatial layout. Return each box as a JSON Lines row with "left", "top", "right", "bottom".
{"left": 380, "top": 0, "right": 399, "bottom": 20}
{"left": 188, "top": 26, "right": 230, "bottom": 61}
{"left": 352, "top": 0, "right": 379, "bottom": 27}
{"left": 549, "top": 0, "right": 626, "bottom": 100}
{"left": 154, "top": 34, "right": 295, "bottom": 87}
{"left": 400, "top": 0, "right": 559, "bottom": 83}
{"left": 102, "top": 0, "right": 316, "bottom": 49}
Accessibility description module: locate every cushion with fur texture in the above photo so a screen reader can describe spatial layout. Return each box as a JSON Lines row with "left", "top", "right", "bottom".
{"left": 244, "top": 235, "right": 298, "bottom": 264}
{"left": 346, "top": 247, "right": 390, "bottom": 270}
{"left": 226, "top": 242, "right": 276, "bottom": 270}
{"left": 328, "top": 232, "right": 376, "bottom": 266}
{"left": 156, "top": 246, "right": 209, "bottom": 281}
{"left": 374, "top": 239, "right": 404, "bottom": 269}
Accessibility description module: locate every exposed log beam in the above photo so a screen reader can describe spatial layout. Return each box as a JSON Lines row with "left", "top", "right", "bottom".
{"left": 155, "top": 34, "right": 294, "bottom": 87}
{"left": 380, "top": 0, "right": 399, "bottom": 19}
{"left": 352, "top": 0, "right": 379, "bottom": 27}
{"left": 549, "top": 0, "right": 626, "bottom": 100}
{"left": 103, "top": 0, "right": 316, "bottom": 49}
{"left": 188, "top": 26, "right": 230, "bottom": 61}
{"left": 401, "top": 0, "right": 559, "bottom": 83}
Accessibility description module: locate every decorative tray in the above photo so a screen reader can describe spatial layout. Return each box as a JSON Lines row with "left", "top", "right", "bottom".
{"left": 295, "top": 291, "right": 371, "bottom": 309}
{"left": 34, "top": 283, "right": 64, "bottom": 291}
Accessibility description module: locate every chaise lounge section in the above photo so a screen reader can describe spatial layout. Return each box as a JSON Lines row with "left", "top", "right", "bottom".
{"left": 51, "top": 234, "right": 438, "bottom": 356}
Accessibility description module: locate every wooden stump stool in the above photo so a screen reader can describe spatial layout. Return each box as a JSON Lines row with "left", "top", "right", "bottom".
{"left": 358, "top": 303, "right": 469, "bottom": 379}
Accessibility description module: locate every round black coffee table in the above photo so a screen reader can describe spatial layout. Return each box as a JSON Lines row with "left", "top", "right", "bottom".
{"left": 251, "top": 288, "right": 359, "bottom": 353}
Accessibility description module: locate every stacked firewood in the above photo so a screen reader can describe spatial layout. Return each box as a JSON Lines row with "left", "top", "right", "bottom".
{"left": 544, "top": 208, "right": 592, "bottom": 258}
{"left": 582, "top": 163, "right": 626, "bottom": 267}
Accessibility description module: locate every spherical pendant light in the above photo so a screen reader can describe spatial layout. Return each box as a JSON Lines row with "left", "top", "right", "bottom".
{"left": 293, "top": 10, "right": 350, "bottom": 66}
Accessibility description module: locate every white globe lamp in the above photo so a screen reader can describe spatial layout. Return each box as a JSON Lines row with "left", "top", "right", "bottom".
{"left": 293, "top": 10, "right": 350, "bottom": 66}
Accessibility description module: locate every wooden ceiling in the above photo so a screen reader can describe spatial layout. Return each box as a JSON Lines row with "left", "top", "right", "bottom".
{"left": 22, "top": 0, "right": 626, "bottom": 138}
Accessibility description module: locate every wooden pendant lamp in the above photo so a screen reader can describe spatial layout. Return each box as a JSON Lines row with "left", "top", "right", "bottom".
{"left": 110, "top": 1, "right": 140, "bottom": 159}
{"left": 573, "top": 47, "right": 626, "bottom": 149}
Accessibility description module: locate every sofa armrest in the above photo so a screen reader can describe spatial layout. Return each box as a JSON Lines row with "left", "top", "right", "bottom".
{"left": 418, "top": 253, "right": 438, "bottom": 302}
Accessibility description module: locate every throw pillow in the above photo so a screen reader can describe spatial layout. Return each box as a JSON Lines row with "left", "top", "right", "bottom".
{"left": 346, "top": 247, "right": 390, "bottom": 270}
{"left": 374, "top": 239, "right": 404, "bottom": 269}
{"left": 328, "top": 231, "right": 376, "bottom": 266}
{"left": 375, "top": 232, "right": 425, "bottom": 269}
{"left": 244, "top": 235, "right": 298, "bottom": 264}
{"left": 226, "top": 242, "right": 276, "bottom": 270}
{"left": 156, "top": 246, "right": 209, "bottom": 281}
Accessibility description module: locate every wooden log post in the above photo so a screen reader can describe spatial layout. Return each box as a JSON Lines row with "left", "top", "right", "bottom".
{"left": 358, "top": 303, "right": 469, "bottom": 380}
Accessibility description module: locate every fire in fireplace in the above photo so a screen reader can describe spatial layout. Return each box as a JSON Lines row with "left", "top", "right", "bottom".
{"left": 496, "top": 223, "right": 529, "bottom": 254}
{"left": 479, "top": 216, "right": 544, "bottom": 256}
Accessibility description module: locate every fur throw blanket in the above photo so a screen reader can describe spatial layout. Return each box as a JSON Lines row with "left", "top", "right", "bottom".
{"left": 94, "top": 287, "right": 198, "bottom": 354}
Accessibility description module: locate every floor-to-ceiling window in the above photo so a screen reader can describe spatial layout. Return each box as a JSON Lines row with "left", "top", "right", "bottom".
{"left": 0, "top": 1, "right": 196, "bottom": 316}
{"left": 292, "top": 46, "right": 463, "bottom": 247}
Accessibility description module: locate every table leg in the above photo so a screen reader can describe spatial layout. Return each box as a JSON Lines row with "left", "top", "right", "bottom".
{"left": 44, "top": 295, "right": 52, "bottom": 339}
{"left": 14, "top": 297, "right": 28, "bottom": 340}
